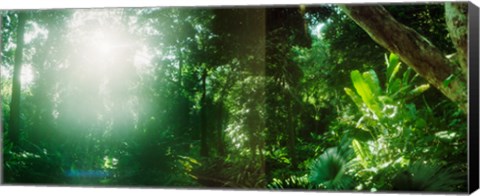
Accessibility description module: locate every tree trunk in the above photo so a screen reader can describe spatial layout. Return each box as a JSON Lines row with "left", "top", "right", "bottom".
{"left": 215, "top": 102, "right": 226, "bottom": 156}
{"left": 287, "top": 99, "right": 297, "bottom": 166}
{"left": 200, "top": 66, "right": 209, "bottom": 157}
{"left": 339, "top": 5, "right": 467, "bottom": 112}
{"left": 8, "top": 13, "right": 27, "bottom": 147}
{"left": 445, "top": 3, "right": 468, "bottom": 77}
{"left": 177, "top": 47, "right": 183, "bottom": 87}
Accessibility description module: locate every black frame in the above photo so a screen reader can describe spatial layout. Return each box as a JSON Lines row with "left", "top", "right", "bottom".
{"left": 468, "top": 2, "right": 479, "bottom": 194}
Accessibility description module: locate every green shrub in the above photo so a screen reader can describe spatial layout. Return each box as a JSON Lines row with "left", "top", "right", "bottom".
{"left": 308, "top": 146, "right": 354, "bottom": 190}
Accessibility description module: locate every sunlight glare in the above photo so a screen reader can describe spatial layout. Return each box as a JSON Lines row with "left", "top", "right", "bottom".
{"left": 311, "top": 23, "right": 325, "bottom": 39}
{"left": 60, "top": 9, "right": 145, "bottom": 134}
{"left": 21, "top": 64, "right": 34, "bottom": 88}
{"left": 92, "top": 30, "right": 115, "bottom": 56}
{"left": 67, "top": 10, "right": 134, "bottom": 69}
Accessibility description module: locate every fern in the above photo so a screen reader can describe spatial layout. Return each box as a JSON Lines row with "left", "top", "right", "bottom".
{"left": 267, "top": 175, "right": 312, "bottom": 190}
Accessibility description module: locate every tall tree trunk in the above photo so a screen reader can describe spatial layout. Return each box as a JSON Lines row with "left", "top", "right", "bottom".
{"left": 215, "top": 102, "right": 226, "bottom": 156}
{"left": 24, "top": 12, "right": 66, "bottom": 150}
{"left": 177, "top": 47, "right": 183, "bottom": 88}
{"left": 286, "top": 99, "right": 296, "bottom": 166}
{"left": 200, "top": 66, "right": 209, "bottom": 157}
{"left": 445, "top": 3, "right": 468, "bottom": 77}
{"left": 8, "top": 13, "right": 27, "bottom": 147}
{"left": 339, "top": 5, "right": 467, "bottom": 112}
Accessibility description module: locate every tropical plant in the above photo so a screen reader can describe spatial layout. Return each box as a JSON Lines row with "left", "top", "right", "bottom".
{"left": 308, "top": 144, "right": 354, "bottom": 190}
{"left": 391, "top": 162, "right": 465, "bottom": 192}
{"left": 343, "top": 53, "right": 432, "bottom": 190}
{"left": 267, "top": 174, "right": 312, "bottom": 190}
{"left": 1, "top": 6, "right": 467, "bottom": 191}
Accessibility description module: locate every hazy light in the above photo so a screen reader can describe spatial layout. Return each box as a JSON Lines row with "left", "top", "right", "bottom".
{"left": 91, "top": 30, "right": 119, "bottom": 57}
{"left": 24, "top": 22, "right": 48, "bottom": 44}
{"left": 67, "top": 10, "right": 132, "bottom": 69}
{"left": 311, "top": 23, "right": 325, "bottom": 39}
{"left": 59, "top": 9, "right": 143, "bottom": 134}
{"left": 21, "top": 64, "right": 34, "bottom": 88}
{"left": 79, "top": 29, "right": 126, "bottom": 67}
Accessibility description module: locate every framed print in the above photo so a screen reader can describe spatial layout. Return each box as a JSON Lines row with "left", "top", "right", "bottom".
{"left": 1, "top": 0, "right": 479, "bottom": 194}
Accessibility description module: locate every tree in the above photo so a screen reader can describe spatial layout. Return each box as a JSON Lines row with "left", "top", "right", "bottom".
{"left": 200, "top": 65, "right": 209, "bottom": 157}
{"left": 264, "top": 7, "right": 312, "bottom": 168}
{"left": 444, "top": 3, "right": 468, "bottom": 76}
{"left": 339, "top": 4, "right": 467, "bottom": 112}
{"left": 8, "top": 12, "right": 27, "bottom": 148}
{"left": 28, "top": 10, "right": 71, "bottom": 148}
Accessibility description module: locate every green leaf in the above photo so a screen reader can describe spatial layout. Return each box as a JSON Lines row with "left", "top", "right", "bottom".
{"left": 443, "top": 74, "right": 455, "bottom": 87}
{"left": 350, "top": 70, "right": 374, "bottom": 105}
{"left": 309, "top": 147, "right": 353, "bottom": 190}
{"left": 388, "top": 78, "right": 402, "bottom": 96}
{"left": 435, "top": 131, "right": 457, "bottom": 140}
{"left": 344, "top": 87, "right": 363, "bottom": 109}
{"left": 388, "top": 62, "right": 401, "bottom": 84}
{"left": 388, "top": 53, "right": 399, "bottom": 67}
{"left": 392, "top": 162, "right": 465, "bottom": 191}
{"left": 387, "top": 53, "right": 400, "bottom": 80}
{"left": 307, "top": 96, "right": 316, "bottom": 105}
{"left": 268, "top": 175, "right": 312, "bottom": 189}
{"left": 352, "top": 139, "right": 369, "bottom": 169}
{"left": 351, "top": 70, "right": 382, "bottom": 117}
{"left": 415, "top": 118, "right": 427, "bottom": 129}
{"left": 406, "top": 104, "right": 417, "bottom": 121}
{"left": 409, "top": 84, "right": 430, "bottom": 97}
{"left": 402, "top": 67, "right": 413, "bottom": 84}
{"left": 362, "top": 70, "right": 381, "bottom": 96}
{"left": 378, "top": 96, "right": 394, "bottom": 105}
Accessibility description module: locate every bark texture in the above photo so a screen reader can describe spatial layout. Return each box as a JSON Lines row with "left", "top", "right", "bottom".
{"left": 445, "top": 3, "right": 468, "bottom": 76}
{"left": 339, "top": 5, "right": 467, "bottom": 111}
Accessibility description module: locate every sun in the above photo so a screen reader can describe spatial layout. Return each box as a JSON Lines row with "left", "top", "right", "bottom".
{"left": 91, "top": 30, "right": 118, "bottom": 56}
{"left": 67, "top": 10, "right": 135, "bottom": 70}
{"left": 78, "top": 29, "right": 126, "bottom": 67}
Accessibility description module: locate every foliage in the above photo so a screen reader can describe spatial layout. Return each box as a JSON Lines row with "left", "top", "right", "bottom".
{"left": 391, "top": 162, "right": 465, "bottom": 192}
{"left": 0, "top": 5, "right": 467, "bottom": 192}
{"left": 3, "top": 137, "right": 65, "bottom": 184}
{"left": 343, "top": 53, "right": 466, "bottom": 191}
{"left": 268, "top": 174, "right": 312, "bottom": 190}
{"left": 308, "top": 144, "right": 354, "bottom": 190}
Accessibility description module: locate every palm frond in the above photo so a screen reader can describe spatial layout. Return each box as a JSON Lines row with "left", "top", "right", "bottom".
{"left": 308, "top": 147, "right": 354, "bottom": 190}
{"left": 392, "top": 162, "right": 466, "bottom": 192}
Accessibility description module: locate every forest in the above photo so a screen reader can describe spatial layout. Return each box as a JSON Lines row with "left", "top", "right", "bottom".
{"left": 1, "top": 3, "right": 469, "bottom": 192}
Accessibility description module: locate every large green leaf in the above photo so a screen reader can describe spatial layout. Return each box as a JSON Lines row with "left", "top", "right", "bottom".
{"left": 344, "top": 87, "right": 363, "bottom": 109}
{"left": 362, "top": 70, "right": 381, "bottom": 96}
{"left": 402, "top": 67, "right": 413, "bottom": 84}
{"left": 388, "top": 62, "right": 401, "bottom": 84}
{"left": 309, "top": 147, "right": 354, "bottom": 190}
{"left": 352, "top": 139, "right": 370, "bottom": 169}
{"left": 387, "top": 53, "right": 400, "bottom": 81}
{"left": 350, "top": 70, "right": 382, "bottom": 117}
{"left": 387, "top": 78, "right": 402, "bottom": 96}
{"left": 350, "top": 70, "right": 374, "bottom": 105}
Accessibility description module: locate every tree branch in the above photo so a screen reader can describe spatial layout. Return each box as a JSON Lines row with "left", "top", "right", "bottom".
{"left": 339, "top": 5, "right": 467, "bottom": 112}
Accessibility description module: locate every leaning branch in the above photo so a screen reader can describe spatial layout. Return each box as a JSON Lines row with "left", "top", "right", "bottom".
{"left": 339, "top": 5, "right": 467, "bottom": 112}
